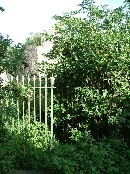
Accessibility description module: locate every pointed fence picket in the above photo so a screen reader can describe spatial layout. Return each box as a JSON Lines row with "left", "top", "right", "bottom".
{"left": 1, "top": 73, "right": 55, "bottom": 139}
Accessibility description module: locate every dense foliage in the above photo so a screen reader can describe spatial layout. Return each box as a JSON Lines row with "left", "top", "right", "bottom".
{"left": 41, "top": 0, "right": 130, "bottom": 144}
{"left": 0, "top": 34, "right": 26, "bottom": 75}
{"left": 0, "top": 34, "right": 11, "bottom": 73}
{"left": 1, "top": 122, "right": 53, "bottom": 174}
{"left": 1, "top": 123, "right": 130, "bottom": 174}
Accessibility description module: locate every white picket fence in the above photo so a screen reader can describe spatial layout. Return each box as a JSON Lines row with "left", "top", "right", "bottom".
{"left": 0, "top": 73, "right": 55, "bottom": 139}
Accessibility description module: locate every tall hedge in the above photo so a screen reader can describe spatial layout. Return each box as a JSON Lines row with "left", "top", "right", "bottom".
{"left": 42, "top": 0, "right": 130, "bottom": 143}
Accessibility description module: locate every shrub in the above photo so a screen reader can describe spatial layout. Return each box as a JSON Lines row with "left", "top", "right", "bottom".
{"left": 41, "top": 0, "right": 130, "bottom": 143}
{"left": 0, "top": 122, "right": 53, "bottom": 174}
{"left": 51, "top": 138, "right": 130, "bottom": 174}
{"left": 1, "top": 118, "right": 130, "bottom": 174}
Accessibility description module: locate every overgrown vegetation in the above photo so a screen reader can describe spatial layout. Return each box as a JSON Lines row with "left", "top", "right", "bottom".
{"left": 1, "top": 0, "right": 130, "bottom": 173}
{"left": 1, "top": 121, "right": 130, "bottom": 174}
{"left": 44, "top": 0, "right": 130, "bottom": 144}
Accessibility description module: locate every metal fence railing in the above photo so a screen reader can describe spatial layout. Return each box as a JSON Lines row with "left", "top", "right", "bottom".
{"left": 0, "top": 73, "right": 55, "bottom": 139}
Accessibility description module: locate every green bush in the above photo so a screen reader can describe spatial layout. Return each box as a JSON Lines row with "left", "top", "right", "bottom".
{"left": 0, "top": 34, "right": 25, "bottom": 75}
{"left": 1, "top": 118, "right": 130, "bottom": 174}
{"left": 0, "top": 122, "right": 53, "bottom": 174}
{"left": 41, "top": 0, "right": 130, "bottom": 143}
{"left": 51, "top": 138, "right": 130, "bottom": 174}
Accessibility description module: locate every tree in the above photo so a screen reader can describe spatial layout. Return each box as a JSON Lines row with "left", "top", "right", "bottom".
{"left": 42, "top": 0, "right": 130, "bottom": 143}
{"left": 0, "top": 34, "right": 26, "bottom": 75}
{"left": 0, "top": 34, "right": 11, "bottom": 73}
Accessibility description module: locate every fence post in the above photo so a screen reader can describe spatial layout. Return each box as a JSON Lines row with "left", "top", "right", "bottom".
{"left": 27, "top": 75, "right": 30, "bottom": 125}
{"left": 39, "top": 74, "right": 42, "bottom": 122}
{"left": 45, "top": 75, "right": 48, "bottom": 136}
{"left": 33, "top": 75, "right": 36, "bottom": 122}
{"left": 11, "top": 75, "right": 14, "bottom": 131}
{"left": 22, "top": 75, "right": 25, "bottom": 127}
{"left": 16, "top": 75, "right": 20, "bottom": 132}
{"left": 50, "top": 75, "right": 55, "bottom": 141}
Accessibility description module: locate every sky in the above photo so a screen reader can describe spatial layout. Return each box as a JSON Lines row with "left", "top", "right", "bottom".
{"left": 0, "top": 0, "right": 124, "bottom": 44}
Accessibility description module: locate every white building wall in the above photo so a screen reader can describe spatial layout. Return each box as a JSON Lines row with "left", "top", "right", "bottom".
{"left": 37, "top": 41, "right": 57, "bottom": 64}
{"left": 0, "top": 71, "right": 10, "bottom": 86}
